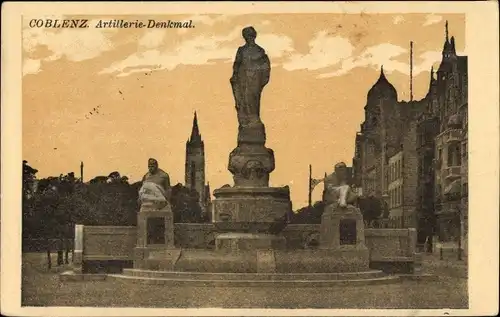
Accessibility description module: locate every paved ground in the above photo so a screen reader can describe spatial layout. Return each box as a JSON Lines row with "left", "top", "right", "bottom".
{"left": 21, "top": 253, "right": 468, "bottom": 309}
{"left": 421, "top": 252, "right": 468, "bottom": 279}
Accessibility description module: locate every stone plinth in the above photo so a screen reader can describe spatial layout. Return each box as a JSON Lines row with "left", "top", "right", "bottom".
{"left": 144, "top": 248, "right": 369, "bottom": 273}
{"left": 216, "top": 233, "right": 286, "bottom": 251}
{"left": 228, "top": 145, "right": 275, "bottom": 187}
{"left": 211, "top": 186, "right": 291, "bottom": 261}
{"left": 212, "top": 186, "right": 291, "bottom": 225}
{"left": 319, "top": 205, "right": 369, "bottom": 271}
{"left": 134, "top": 203, "right": 176, "bottom": 269}
{"left": 320, "top": 204, "right": 367, "bottom": 250}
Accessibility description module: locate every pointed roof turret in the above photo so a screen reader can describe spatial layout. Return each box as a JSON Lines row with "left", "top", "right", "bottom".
{"left": 445, "top": 20, "right": 449, "bottom": 42}
{"left": 188, "top": 111, "right": 202, "bottom": 144}
{"left": 450, "top": 36, "right": 456, "bottom": 53}
{"left": 367, "top": 66, "right": 398, "bottom": 103}
{"left": 426, "top": 66, "right": 437, "bottom": 98}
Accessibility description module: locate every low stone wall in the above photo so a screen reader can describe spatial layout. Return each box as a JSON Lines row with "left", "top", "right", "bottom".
{"left": 76, "top": 224, "right": 418, "bottom": 273}
{"left": 365, "top": 228, "right": 418, "bottom": 273}
{"left": 365, "top": 228, "right": 417, "bottom": 260}
{"left": 82, "top": 226, "right": 136, "bottom": 261}
{"left": 174, "top": 223, "right": 216, "bottom": 248}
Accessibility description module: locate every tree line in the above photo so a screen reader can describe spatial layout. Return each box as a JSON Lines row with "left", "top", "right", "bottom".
{"left": 22, "top": 160, "right": 207, "bottom": 264}
{"left": 288, "top": 195, "right": 389, "bottom": 227}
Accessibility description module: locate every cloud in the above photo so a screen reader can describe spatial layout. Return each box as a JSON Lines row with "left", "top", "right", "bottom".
{"left": 177, "top": 14, "right": 229, "bottom": 34}
{"left": 282, "top": 31, "right": 353, "bottom": 71}
{"left": 256, "top": 34, "right": 294, "bottom": 59}
{"left": 23, "top": 58, "right": 41, "bottom": 76}
{"left": 22, "top": 18, "right": 118, "bottom": 76}
{"left": 100, "top": 27, "right": 240, "bottom": 77}
{"left": 185, "top": 14, "right": 228, "bottom": 26}
{"left": 138, "top": 29, "right": 167, "bottom": 49}
{"left": 23, "top": 19, "right": 116, "bottom": 62}
{"left": 423, "top": 14, "right": 443, "bottom": 26}
{"left": 101, "top": 26, "right": 294, "bottom": 77}
{"left": 318, "top": 43, "right": 408, "bottom": 78}
{"left": 393, "top": 15, "right": 405, "bottom": 25}
{"left": 414, "top": 51, "right": 442, "bottom": 75}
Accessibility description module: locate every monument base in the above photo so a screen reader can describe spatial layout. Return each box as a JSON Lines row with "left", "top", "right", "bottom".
{"left": 320, "top": 204, "right": 367, "bottom": 251}
{"left": 212, "top": 186, "right": 291, "bottom": 225}
{"left": 216, "top": 233, "right": 287, "bottom": 251}
{"left": 134, "top": 203, "right": 176, "bottom": 269}
{"left": 135, "top": 248, "right": 369, "bottom": 273}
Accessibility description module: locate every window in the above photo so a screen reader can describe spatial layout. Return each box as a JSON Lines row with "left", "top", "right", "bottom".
{"left": 448, "top": 143, "right": 462, "bottom": 167}
{"left": 396, "top": 187, "right": 400, "bottom": 206}
{"left": 399, "top": 186, "right": 402, "bottom": 206}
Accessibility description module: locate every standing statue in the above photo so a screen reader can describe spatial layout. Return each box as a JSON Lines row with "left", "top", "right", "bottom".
{"left": 230, "top": 26, "right": 271, "bottom": 127}
{"left": 138, "top": 158, "right": 171, "bottom": 208}
{"left": 324, "top": 162, "right": 358, "bottom": 208}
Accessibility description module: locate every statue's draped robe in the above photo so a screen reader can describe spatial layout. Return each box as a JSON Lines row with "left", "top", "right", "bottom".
{"left": 139, "top": 169, "right": 171, "bottom": 206}
{"left": 324, "top": 174, "right": 357, "bottom": 207}
{"left": 230, "top": 43, "right": 271, "bottom": 126}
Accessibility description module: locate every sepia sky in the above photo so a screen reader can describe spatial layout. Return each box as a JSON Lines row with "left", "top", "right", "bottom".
{"left": 22, "top": 13, "right": 465, "bottom": 208}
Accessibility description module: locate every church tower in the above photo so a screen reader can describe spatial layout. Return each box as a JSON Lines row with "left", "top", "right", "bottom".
{"left": 185, "top": 111, "right": 209, "bottom": 213}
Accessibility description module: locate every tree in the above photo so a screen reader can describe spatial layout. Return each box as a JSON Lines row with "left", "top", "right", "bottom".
{"left": 289, "top": 201, "right": 325, "bottom": 224}
{"left": 22, "top": 160, "right": 38, "bottom": 200}
{"left": 358, "top": 195, "right": 383, "bottom": 227}
{"left": 171, "top": 183, "right": 203, "bottom": 223}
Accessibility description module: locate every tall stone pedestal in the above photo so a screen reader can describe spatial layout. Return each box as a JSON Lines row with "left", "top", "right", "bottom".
{"left": 212, "top": 187, "right": 290, "bottom": 250}
{"left": 209, "top": 186, "right": 291, "bottom": 272}
{"left": 320, "top": 205, "right": 367, "bottom": 249}
{"left": 133, "top": 203, "right": 176, "bottom": 269}
{"left": 318, "top": 204, "right": 369, "bottom": 271}
{"left": 212, "top": 187, "right": 291, "bottom": 224}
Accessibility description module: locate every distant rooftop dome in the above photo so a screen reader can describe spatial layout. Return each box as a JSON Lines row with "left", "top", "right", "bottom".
{"left": 447, "top": 113, "right": 462, "bottom": 129}
{"left": 367, "top": 66, "right": 398, "bottom": 103}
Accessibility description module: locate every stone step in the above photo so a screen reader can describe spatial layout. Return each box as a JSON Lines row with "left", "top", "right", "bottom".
{"left": 122, "top": 268, "right": 386, "bottom": 281}
{"left": 108, "top": 274, "right": 401, "bottom": 287}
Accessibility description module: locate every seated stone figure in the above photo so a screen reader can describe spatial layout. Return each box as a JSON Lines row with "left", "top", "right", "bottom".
{"left": 324, "top": 162, "right": 358, "bottom": 209}
{"left": 138, "top": 158, "right": 171, "bottom": 209}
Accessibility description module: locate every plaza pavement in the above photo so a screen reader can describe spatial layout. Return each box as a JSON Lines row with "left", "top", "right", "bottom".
{"left": 21, "top": 253, "right": 468, "bottom": 309}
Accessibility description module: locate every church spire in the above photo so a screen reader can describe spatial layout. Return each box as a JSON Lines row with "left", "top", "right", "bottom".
{"left": 445, "top": 20, "right": 449, "bottom": 42}
{"left": 189, "top": 111, "right": 202, "bottom": 143}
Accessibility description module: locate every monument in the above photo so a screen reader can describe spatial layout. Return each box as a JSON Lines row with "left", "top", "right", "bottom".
{"left": 63, "top": 27, "right": 420, "bottom": 286}
{"left": 134, "top": 158, "right": 178, "bottom": 269}
{"left": 320, "top": 162, "right": 368, "bottom": 252}
{"left": 212, "top": 26, "right": 292, "bottom": 253}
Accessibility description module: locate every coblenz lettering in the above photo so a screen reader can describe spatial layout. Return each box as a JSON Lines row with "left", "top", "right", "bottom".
{"left": 28, "top": 19, "right": 89, "bottom": 28}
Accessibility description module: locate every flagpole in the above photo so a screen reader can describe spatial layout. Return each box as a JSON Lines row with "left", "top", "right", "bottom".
{"left": 308, "top": 164, "right": 312, "bottom": 208}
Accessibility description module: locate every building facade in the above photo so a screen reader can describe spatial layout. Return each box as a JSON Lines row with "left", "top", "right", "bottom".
{"left": 352, "top": 67, "right": 424, "bottom": 229}
{"left": 185, "top": 112, "right": 211, "bottom": 216}
{"left": 353, "top": 21, "right": 468, "bottom": 247}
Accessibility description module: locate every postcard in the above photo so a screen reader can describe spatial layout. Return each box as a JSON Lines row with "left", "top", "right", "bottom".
{"left": 1, "top": 1, "right": 499, "bottom": 316}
